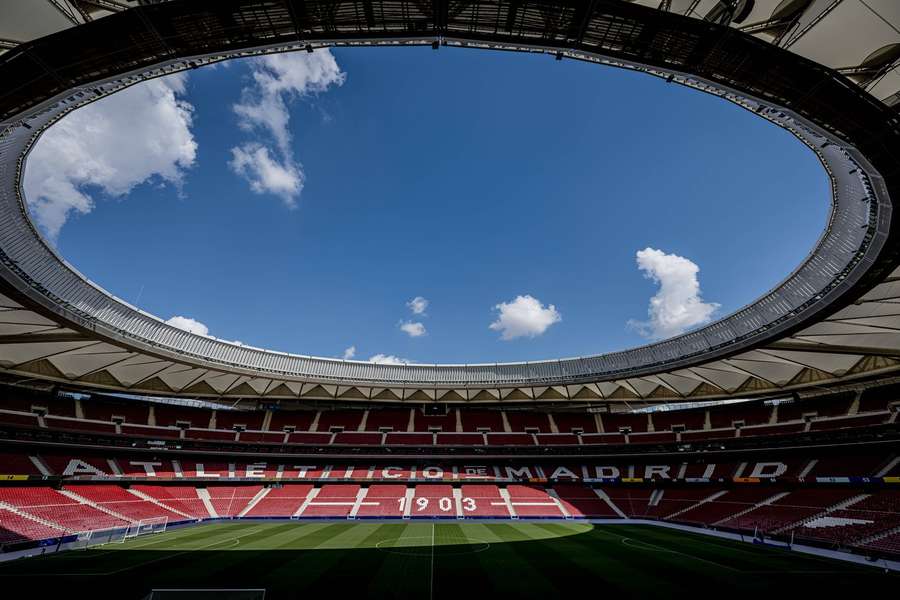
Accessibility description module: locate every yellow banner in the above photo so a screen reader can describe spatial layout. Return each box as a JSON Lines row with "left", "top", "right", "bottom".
{"left": 0, "top": 474, "right": 29, "bottom": 481}
{"left": 621, "top": 478, "right": 644, "bottom": 483}
{"left": 883, "top": 477, "right": 900, "bottom": 484}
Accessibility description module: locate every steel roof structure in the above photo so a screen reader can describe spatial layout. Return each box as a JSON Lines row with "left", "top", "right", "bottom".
{"left": 0, "top": 0, "right": 899, "bottom": 404}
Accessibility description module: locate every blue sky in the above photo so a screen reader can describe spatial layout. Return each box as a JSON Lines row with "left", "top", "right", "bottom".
{"left": 24, "top": 46, "right": 828, "bottom": 365}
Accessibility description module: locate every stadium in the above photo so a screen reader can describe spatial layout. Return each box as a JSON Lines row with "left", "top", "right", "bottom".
{"left": 1, "top": 0, "right": 900, "bottom": 597}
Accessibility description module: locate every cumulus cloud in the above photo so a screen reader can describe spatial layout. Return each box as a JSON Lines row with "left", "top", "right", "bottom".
{"left": 399, "top": 321, "right": 427, "bottom": 338}
{"left": 368, "top": 353, "right": 411, "bottom": 365}
{"left": 489, "top": 295, "right": 561, "bottom": 340}
{"left": 165, "top": 315, "right": 210, "bottom": 336}
{"left": 229, "top": 143, "right": 303, "bottom": 203}
{"left": 23, "top": 73, "right": 197, "bottom": 241}
{"left": 628, "top": 247, "right": 720, "bottom": 340}
{"left": 230, "top": 50, "right": 345, "bottom": 206}
{"left": 407, "top": 296, "right": 429, "bottom": 315}
{"left": 342, "top": 345, "right": 356, "bottom": 360}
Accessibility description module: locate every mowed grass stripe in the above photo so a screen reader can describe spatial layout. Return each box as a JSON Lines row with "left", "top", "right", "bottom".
{"left": 467, "top": 523, "right": 566, "bottom": 598}
{"left": 316, "top": 523, "right": 429, "bottom": 598}
{"left": 266, "top": 521, "right": 345, "bottom": 549}
{"left": 259, "top": 523, "right": 406, "bottom": 594}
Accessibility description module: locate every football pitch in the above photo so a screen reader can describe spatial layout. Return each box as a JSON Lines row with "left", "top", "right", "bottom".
{"left": 0, "top": 521, "right": 894, "bottom": 598}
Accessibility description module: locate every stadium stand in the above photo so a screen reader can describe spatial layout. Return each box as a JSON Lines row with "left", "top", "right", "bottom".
{"left": 669, "top": 488, "right": 778, "bottom": 526}
{"left": 215, "top": 410, "right": 265, "bottom": 432}
{"left": 861, "top": 530, "right": 900, "bottom": 554}
{"left": 0, "top": 509, "right": 67, "bottom": 545}
{"left": 365, "top": 409, "right": 411, "bottom": 432}
{"left": 506, "top": 485, "right": 566, "bottom": 517}
{"left": 207, "top": 486, "right": 262, "bottom": 517}
{"left": 602, "top": 413, "right": 649, "bottom": 433}
{"left": 652, "top": 409, "right": 706, "bottom": 432}
{"left": 414, "top": 408, "right": 457, "bottom": 432}
{"left": 287, "top": 432, "right": 333, "bottom": 445}
{"left": 0, "top": 411, "right": 40, "bottom": 430}
{"left": 301, "top": 484, "right": 359, "bottom": 517}
{"left": 130, "top": 486, "right": 209, "bottom": 519}
{"left": 0, "top": 487, "right": 128, "bottom": 531}
{"left": 486, "top": 433, "right": 534, "bottom": 446}
{"left": 0, "top": 453, "right": 41, "bottom": 476}
{"left": 0, "top": 391, "right": 895, "bottom": 450}
{"left": 334, "top": 432, "right": 384, "bottom": 445}
{"left": 506, "top": 412, "right": 551, "bottom": 433}
{"left": 459, "top": 485, "right": 511, "bottom": 518}
{"left": 267, "top": 410, "right": 316, "bottom": 432}
{"left": 460, "top": 410, "right": 504, "bottom": 432}
{"left": 778, "top": 394, "right": 854, "bottom": 422}
{"left": 550, "top": 412, "right": 598, "bottom": 434}
{"left": 410, "top": 484, "right": 457, "bottom": 518}
{"left": 244, "top": 485, "right": 313, "bottom": 517}
{"left": 384, "top": 432, "right": 433, "bottom": 446}
{"left": 153, "top": 404, "right": 212, "bottom": 428}
{"left": 355, "top": 484, "right": 407, "bottom": 517}
{"left": 645, "top": 489, "right": 721, "bottom": 520}
{"left": 553, "top": 484, "right": 618, "bottom": 518}
{"left": 239, "top": 431, "right": 285, "bottom": 444}
{"left": 793, "top": 491, "right": 900, "bottom": 545}
{"left": 64, "top": 485, "right": 183, "bottom": 522}
{"left": 316, "top": 410, "right": 363, "bottom": 433}
{"left": 536, "top": 433, "right": 581, "bottom": 446}
{"left": 718, "top": 489, "right": 860, "bottom": 533}
{"left": 435, "top": 433, "right": 484, "bottom": 446}
{"left": 82, "top": 397, "right": 149, "bottom": 424}
{"left": 859, "top": 384, "right": 900, "bottom": 414}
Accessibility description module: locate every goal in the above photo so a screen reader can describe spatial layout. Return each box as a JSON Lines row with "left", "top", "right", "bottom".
{"left": 125, "top": 516, "right": 169, "bottom": 538}
{"left": 70, "top": 527, "right": 127, "bottom": 549}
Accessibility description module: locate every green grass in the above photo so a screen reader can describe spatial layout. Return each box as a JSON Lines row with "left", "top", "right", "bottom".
{"left": 0, "top": 521, "right": 893, "bottom": 598}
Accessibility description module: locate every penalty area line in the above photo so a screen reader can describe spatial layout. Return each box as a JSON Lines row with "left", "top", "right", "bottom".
{"left": 615, "top": 534, "right": 743, "bottom": 573}
{"left": 430, "top": 522, "right": 435, "bottom": 600}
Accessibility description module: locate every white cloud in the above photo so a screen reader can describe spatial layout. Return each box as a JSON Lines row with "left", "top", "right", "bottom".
{"left": 229, "top": 143, "right": 303, "bottom": 206}
{"left": 628, "top": 247, "right": 720, "bottom": 340}
{"left": 489, "top": 295, "right": 561, "bottom": 340}
{"left": 407, "top": 296, "right": 429, "bottom": 315}
{"left": 165, "top": 315, "right": 209, "bottom": 336}
{"left": 234, "top": 51, "right": 345, "bottom": 154}
{"left": 399, "top": 321, "right": 426, "bottom": 337}
{"left": 230, "top": 50, "right": 345, "bottom": 204}
{"left": 342, "top": 345, "right": 356, "bottom": 360}
{"left": 368, "top": 353, "right": 411, "bottom": 365}
{"left": 23, "top": 73, "right": 197, "bottom": 241}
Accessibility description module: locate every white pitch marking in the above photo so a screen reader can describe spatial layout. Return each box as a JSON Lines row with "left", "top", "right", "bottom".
{"left": 430, "top": 522, "right": 435, "bottom": 600}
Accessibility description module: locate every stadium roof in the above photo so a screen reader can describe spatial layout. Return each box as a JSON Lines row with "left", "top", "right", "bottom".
{"left": 4, "top": 1, "right": 899, "bottom": 104}
{"left": 0, "top": 0, "right": 899, "bottom": 403}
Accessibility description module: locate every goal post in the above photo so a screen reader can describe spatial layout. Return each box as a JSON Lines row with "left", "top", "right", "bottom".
{"left": 126, "top": 516, "right": 169, "bottom": 539}
{"left": 71, "top": 530, "right": 92, "bottom": 550}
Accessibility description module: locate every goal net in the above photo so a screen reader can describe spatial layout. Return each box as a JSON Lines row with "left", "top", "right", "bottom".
{"left": 70, "top": 527, "right": 127, "bottom": 549}
{"left": 125, "top": 516, "right": 168, "bottom": 539}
